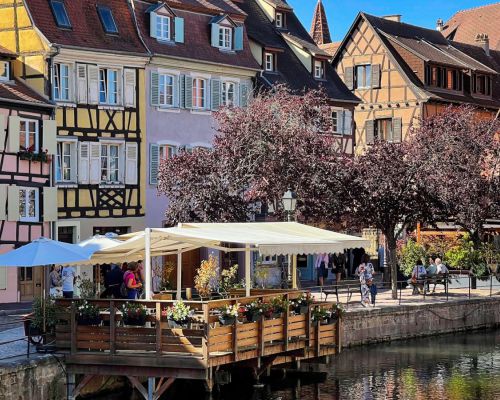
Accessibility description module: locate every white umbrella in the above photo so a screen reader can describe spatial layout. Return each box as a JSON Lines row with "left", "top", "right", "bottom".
{"left": 0, "top": 237, "right": 92, "bottom": 267}
{"left": 77, "top": 234, "right": 121, "bottom": 253}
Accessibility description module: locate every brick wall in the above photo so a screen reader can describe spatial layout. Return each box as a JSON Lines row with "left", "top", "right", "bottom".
{"left": 390, "top": 41, "right": 426, "bottom": 83}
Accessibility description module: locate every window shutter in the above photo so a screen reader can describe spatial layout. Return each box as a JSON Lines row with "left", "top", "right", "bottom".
{"left": 7, "top": 185, "right": 19, "bottom": 221}
{"left": 234, "top": 26, "right": 243, "bottom": 51}
{"left": 174, "top": 17, "right": 184, "bottom": 43}
{"left": 173, "top": 75, "right": 179, "bottom": 107}
{"left": 117, "top": 70, "right": 123, "bottom": 105}
{"left": 0, "top": 267, "right": 6, "bottom": 291}
{"left": 211, "top": 79, "right": 221, "bottom": 110}
{"left": 87, "top": 65, "right": 99, "bottom": 104}
{"left": 0, "top": 184, "right": 6, "bottom": 220}
{"left": 89, "top": 142, "right": 100, "bottom": 184}
{"left": 149, "top": 143, "right": 159, "bottom": 185}
{"left": 150, "top": 71, "right": 159, "bottom": 107}
{"left": 184, "top": 76, "right": 193, "bottom": 109}
{"left": 124, "top": 68, "right": 136, "bottom": 107}
{"left": 337, "top": 111, "right": 344, "bottom": 134}
{"left": 125, "top": 142, "right": 138, "bottom": 185}
{"left": 240, "top": 82, "right": 249, "bottom": 107}
{"left": 345, "top": 66, "right": 354, "bottom": 90}
{"left": 150, "top": 12, "right": 157, "bottom": 38}
{"left": 371, "top": 64, "right": 381, "bottom": 89}
{"left": 43, "top": 119, "right": 57, "bottom": 155}
{"left": 0, "top": 114, "right": 5, "bottom": 151}
{"left": 43, "top": 187, "right": 57, "bottom": 222}
{"left": 7, "top": 116, "right": 20, "bottom": 152}
{"left": 392, "top": 118, "right": 402, "bottom": 142}
{"left": 76, "top": 64, "right": 88, "bottom": 103}
{"left": 78, "top": 142, "right": 90, "bottom": 184}
{"left": 365, "top": 120, "right": 375, "bottom": 144}
{"left": 179, "top": 75, "right": 185, "bottom": 108}
{"left": 211, "top": 23, "right": 219, "bottom": 47}
{"left": 343, "top": 110, "right": 352, "bottom": 135}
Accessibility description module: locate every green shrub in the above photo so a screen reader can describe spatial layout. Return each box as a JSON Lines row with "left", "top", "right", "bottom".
{"left": 399, "top": 239, "right": 427, "bottom": 276}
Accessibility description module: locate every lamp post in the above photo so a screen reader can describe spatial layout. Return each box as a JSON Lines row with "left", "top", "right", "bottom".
{"left": 282, "top": 189, "right": 297, "bottom": 222}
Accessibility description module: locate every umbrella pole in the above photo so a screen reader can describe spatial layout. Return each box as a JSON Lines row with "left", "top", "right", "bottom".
{"left": 176, "top": 252, "right": 182, "bottom": 300}
{"left": 245, "top": 245, "right": 251, "bottom": 297}
{"left": 145, "top": 228, "right": 152, "bottom": 299}
{"left": 42, "top": 267, "right": 46, "bottom": 340}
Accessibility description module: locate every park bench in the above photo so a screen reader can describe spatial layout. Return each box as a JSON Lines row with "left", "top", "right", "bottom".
{"left": 411, "top": 274, "right": 450, "bottom": 295}
{"left": 322, "top": 280, "right": 360, "bottom": 302}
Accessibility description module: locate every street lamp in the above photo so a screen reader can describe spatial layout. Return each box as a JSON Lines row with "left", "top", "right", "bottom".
{"left": 282, "top": 189, "right": 297, "bottom": 221}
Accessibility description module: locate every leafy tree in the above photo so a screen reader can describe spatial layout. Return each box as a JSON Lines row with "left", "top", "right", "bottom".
{"left": 399, "top": 238, "right": 427, "bottom": 276}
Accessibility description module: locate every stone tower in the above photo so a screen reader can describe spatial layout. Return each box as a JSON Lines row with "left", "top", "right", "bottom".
{"left": 310, "top": 0, "right": 332, "bottom": 45}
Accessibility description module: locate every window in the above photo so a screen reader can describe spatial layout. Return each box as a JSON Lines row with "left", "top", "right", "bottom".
{"left": 159, "top": 144, "right": 176, "bottom": 160}
{"left": 156, "top": 15, "right": 170, "bottom": 41}
{"left": 355, "top": 65, "right": 371, "bottom": 89}
{"left": 265, "top": 52, "right": 274, "bottom": 72}
{"left": 473, "top": 74, "right": 491, "bottom": 96}
{"left": 275, "top": 12, "right": 283, "bottom": 28}
{"left": 331, "top": 109, "right": 352, "bottom": 135}
{"left": 192, "top": 78, "right": 207, "bottom": 109}
{"left": 375, "top": 119, "right": 392, "bottom": 141}
{"left": 332, "top": 110, "right": 340, "bottom": 133}
{"left": 56, "top": 141, "right": 76, "bottom": 182}
{"left": 222, "top": 81, "right": 236, "bottom": 107}
{"left": 159, "top": 74, "right": 174, "bottom": 106}
{"left": 218, "top": 26, "right": 232, "bottom": 50}
{"left": 314, "top": 60, "right": 324, "bottom": 79}
{"left": 426, "top": 65, "right": 462, "bottom": 91}
{"left": 19, "top": 188, "right": 39, "bottom": 222}
{"left": 0, "top": 61, "right": 9, "bottom": 81}
{"left": 99, "top": 68, "right": 119, "bottom": 104}
{"left": 19, "top": 119, "right": 39, "bottom": 152}
{"left": 97, "top": 6, "right": 118, "bottom": 34}
{"left": 50, "top": 0, "right": 71, "bottom": 28}
{"left": 100, "top": 143, "right": 120, "bottom": 183}
{"left": 53, "top": 63, "right": 70, "bottom": 101}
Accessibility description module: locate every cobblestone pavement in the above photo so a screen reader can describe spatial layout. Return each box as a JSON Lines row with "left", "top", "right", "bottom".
{"left": 0, "top": 326, "right": 36, "bottom": 363}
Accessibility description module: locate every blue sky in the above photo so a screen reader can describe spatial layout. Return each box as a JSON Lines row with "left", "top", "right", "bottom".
{"left": 288, "top": 0, "right": 497, "bottom": 42}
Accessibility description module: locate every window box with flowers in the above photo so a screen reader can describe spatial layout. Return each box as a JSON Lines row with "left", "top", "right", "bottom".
{"left": 312, "top": 303, "right": 344, "bottom": 325}
{"left": 163, "top": 300, "right": 193, "bottom": 328}
{"left": 217, "top": 303, "right": 240, "bottom": 326}
{"left": 121, "top": 302, "right": 147, "bottom": 326}
{"left": 290, "top": 293, "right": 314, "bottom": 315}
{"left": 243, "top": 300, "right": 264, "bottom": 322}
{"left": 18, "top": 147, "right": 50, "bottom": 163}
{"left": 76, "top": 300, "right": 102, "bottom": 326}
{"left": 268, "top": 295, "right": 289, "bottom": 319}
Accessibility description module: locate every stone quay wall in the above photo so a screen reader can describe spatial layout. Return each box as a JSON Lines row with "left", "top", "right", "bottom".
{"left": 341, "top": 297, "right": 500, "bottom": 348}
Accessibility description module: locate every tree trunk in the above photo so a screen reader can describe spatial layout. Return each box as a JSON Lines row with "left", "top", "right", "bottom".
{"left": 385, "top": 235, "right": 398, "bottom": 299}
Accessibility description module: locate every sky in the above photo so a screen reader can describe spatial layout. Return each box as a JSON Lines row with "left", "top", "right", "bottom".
{"left": 288, "top": 0, "right": 498, "bottom": 42}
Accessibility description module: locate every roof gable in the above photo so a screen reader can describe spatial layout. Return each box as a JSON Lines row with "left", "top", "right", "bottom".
{"left": 146, "top": 2, "right": 177, "bottom": 17}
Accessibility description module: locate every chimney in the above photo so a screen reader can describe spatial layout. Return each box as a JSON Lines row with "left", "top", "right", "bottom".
{"left": 382, "top": 15, "right": 402, "bottom": 23}
{"left": 475, "top": 33, "right": 490, "bottom": 56}
{"left": 436, "top": 19, "right": 444, "bottom": 31}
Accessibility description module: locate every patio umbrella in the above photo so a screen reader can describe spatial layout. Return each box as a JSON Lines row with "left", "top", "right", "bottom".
{"left": 77, "top": 234, "right": 121, "bottom": 253}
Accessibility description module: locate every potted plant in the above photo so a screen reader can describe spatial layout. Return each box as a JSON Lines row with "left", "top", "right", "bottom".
{"left": 312, "top": 307, "right": 335, "bottom": 325}
{"left": 330, "top": 303, "right": 345, "bottom": 322}
{"left": 194, "top": 255, "right": 219, "bottom": 300}
{"left": 291, "top": 293, "right": 313, "bottom": 315}
{"left": 218, "top": 264, "right": 239, "bottom": 297}
{"left": 164, "top": 300, "right": 193, "bottom": 328}
{"left": 76, "top": 300, "right": 101, "bottom": 326}
{"left": 269, "top": 296, "right": 288, "bottom": 318}
{"left": 121, "top": 302, "right": 147, "bottom": 326}
{"left": 244, "top": 300, "right": 263, "bottom": 322}
{"left": 217, "top": 303, "right": 240, "bottom": 326}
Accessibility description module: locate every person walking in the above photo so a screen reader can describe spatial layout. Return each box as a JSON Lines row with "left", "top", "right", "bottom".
{"left": 357, "top": 254, "right": 375, "bottom": 307}
{"left": 49, "top": 265, "right": 62, "bottom": 297}
{"left": 61, "top": 265, "right": 77, "bottom": 298}
{"left": 123, "top": 262, "right": 142, "bottom": 300}
{"left": 102, "top": 264, "right": 124, "bottom": 298}
{"left": 315, "top": 253, "right": 329, "bottom": 287}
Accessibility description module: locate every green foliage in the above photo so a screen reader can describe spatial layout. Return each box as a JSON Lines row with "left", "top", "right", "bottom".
{"left": 31, "top": 296, "right": 58, "bottom": 331}
{"left": 219, "top": 264, "right": 239, "bottom": 293}
{"left": 77, "top": 272, "right": 96, "bottom": 298}
{"left": 444, "top": 234, "right": 489, "bottom": 279}
{"left": 399, "top": 239, "right": 427, "bottom": 276}
{"left": 76, "top": 300, "right": 100, "bottom": 319}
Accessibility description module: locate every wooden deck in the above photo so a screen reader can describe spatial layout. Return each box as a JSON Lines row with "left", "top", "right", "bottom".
{"left": 55, "top": 290, "right": 340, "bottom": 398}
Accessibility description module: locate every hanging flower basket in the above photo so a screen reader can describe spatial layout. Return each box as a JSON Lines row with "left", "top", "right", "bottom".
{"left": 121, "top": 302, "right": 147, "bottom": 326}
{"left": 18, "top": 148, "right": 50, "bottom": 163}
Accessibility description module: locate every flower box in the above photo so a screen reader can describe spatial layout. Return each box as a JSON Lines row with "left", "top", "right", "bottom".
{"left": 168, "top": 320, "right": 189, "bottom": 329}
{"left": 77, "top": 316, "right": 102, "bottom": 326}
{"left": 123, "top": 315, "right": 146, "bottom": 326}
{"left": 246, "top": 311, "right": 261, "bottom": 323}
{"left": 219, "top": 316, "right": 236, "bottom": 326}
{"left": 295, "top": 305, "right": 309, "bottom": 315}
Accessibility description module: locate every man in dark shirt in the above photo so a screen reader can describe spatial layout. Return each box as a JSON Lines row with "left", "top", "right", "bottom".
{"left": 104, "top": 264, "right": 124, "bottom": 298}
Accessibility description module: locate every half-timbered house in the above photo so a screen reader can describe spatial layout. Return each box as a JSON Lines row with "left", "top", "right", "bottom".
{"left": 0, "top": 46, "right": 56, "bottom": 302}
{"left": 0, "top": 0, "right": 149, "bottom": 249}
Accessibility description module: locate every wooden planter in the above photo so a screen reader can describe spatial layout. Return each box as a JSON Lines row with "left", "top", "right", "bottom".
{"left": 295, "top": 305, "right": 309, "bottom": 315}
{"left": 218, "top": 316, "right": 236, "bottom": 326}
{"left": 123, "top": 315, "right": 146, "bottom": 326}
{"left": 77, "top": 316, "right": 102, "bottom": 326}
{"left": 168, "top": 320, "right": 189, "bottom": 329}
{"left": 245, "top": 311, "right": 261, "bottom": 323}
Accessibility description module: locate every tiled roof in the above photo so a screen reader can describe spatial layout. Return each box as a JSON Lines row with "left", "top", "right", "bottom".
{"left": 441, "top": 3, "right": 500, "bottom": 50}
{"left": 281, "top": 33, "right": 330, "bottom": 57}
{"left": 165, "top": 0, "right": 246, "bottom": 17}
{"left": 240, "top": 0, "right": 359, "bottom": 103}
{"left": 0, "top": 79, "right": 53, "bottom": 107}
{"left": 310, "top": 0, "right": 332, "bottom": 45}
{"left": 260, "top": 0, "right": 292, "bottom": 11}
{"left": 319, "top": 41, "right": 340, "bottom": 56}
{"left": 134, "top": 1, "right": 259, "bottom": 70}
{"left": 25, "top": 0, "right": 148, "bottom": 54}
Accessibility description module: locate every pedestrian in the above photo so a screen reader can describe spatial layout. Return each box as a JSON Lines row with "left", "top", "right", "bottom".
{"left": 123, "top": 261, "right": 142, "bottom": 300}
{"left": 315, "top": 253, "right": 329, "bottom": 287}
{"left": 49, "top": 265, "right": 62, "bottom": 297}
{"left": 357, "top": 254, "right": 375, "bottom": 307}
{"left": 331, "top": 253, "right": 343, "bottom": 283}
{"left": 411, "top": 259, "right": 427, "bottom": 294}
{"left": 102, "top": 264, "right": 124, "bottom": 298}
{"left": 61, "top": 265, "right": 77, "bottom": 298}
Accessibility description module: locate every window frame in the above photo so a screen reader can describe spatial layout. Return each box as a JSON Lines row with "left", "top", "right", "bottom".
{"left": 50, "top": 0, "right": 72, "bottom": 29}
{"left": 55, "top": 140, "right": 77, "bottom": 183}
{"left": 0, "top": 61, "right": 9, "bottom": 81}
{"left": 355, "top": 64, "right": 371, "bottom": 89}
{"left": 19, "top": 187, "right": 39, "bottom": 223}
{"left": 156, "top": 14, "right": 171, "bottom": 41}
{"left": 192, "top": 78, "right": 207, "bottom": 109}
{"left": 275, "top": 12, "right": 283, "bottom": 28}
{"left": 53, "top": 62, "right": 70, "bottom": 101}
{"left": 159, "top": 73, "right": 175, "bottom": 107}
{"left": 100, "top": 142, "right": 122, "bottom": 184}
{"left": 264, "top": 52, "right": 274, "bottom": 72}
{"left": 218, "top": 26, "right": 233, "bottom": 50}
{"left": 99, "top": 67, "right": 119, "bottom": 105}
{"left": 331, "top": 110, "right": 340, "bottom": 134}
{"left": 221, "top": 81, "right": 237, "bottom": 107}
{"left": 19, "top": 118, "right": 39, "bottom": 153}
{"left": 97, "top": 5, "right": 118, "bottom": 34}
{"left": 158, "top": 144, "right": 176, "bottom": 161}
{"left": 314, "top": 60, "right": 324, "bottom": 79}
{"left": 375, "top": 118, "right": 393, "bottom": 142}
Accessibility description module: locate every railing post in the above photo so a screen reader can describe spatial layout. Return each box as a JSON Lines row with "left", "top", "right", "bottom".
{"left": 490, "top": 274, "right": 493, "bottom": 297}
{"left": 110, "top": 301, "right": 116, "bottom": 355}
{"left": 284, "top": 293, "right": 289, "bottom": 352}
{"left": 468, "top": 274, "right": 471, "bottom": 299}
{"left": 202, "top": 303, "right": 209, "bottom": 362}
{"left": 156, "top": 302, "right": 162, "bottom": 355}
{"left": 70, "top": 302, "right": 76, "bottom": 355}
{"left": 399, "top": 280, "right": 402, "bottom": 306}
{"left": 232, "top": 319, "right": 238, "bottom": 361}
{"left": 258, "top": 314, "right": 265, "bottom": 357}
{"left": 306, "top": 305, "right": 311, "bottom": 348}
{"left": 446, "top": 274, "right": 449, "bottom": 302}
{"left": 314, "top": 320, "right": 320, "bottom": 358}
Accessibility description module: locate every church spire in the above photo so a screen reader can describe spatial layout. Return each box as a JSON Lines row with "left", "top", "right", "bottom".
{"left": 310, "top": 0, "right": 332, "bottom": 45}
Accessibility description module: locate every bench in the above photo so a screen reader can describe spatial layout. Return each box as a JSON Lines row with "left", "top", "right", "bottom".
{"left": 322, "top": 280, "right": 360, "bottom": 302}
{"left": 411, "top": 274, "right": 450, "bottom": 295}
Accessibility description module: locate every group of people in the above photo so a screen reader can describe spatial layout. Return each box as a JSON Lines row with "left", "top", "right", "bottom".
{"left": 49, "top": 265, "right": 77, "bottom": 298}
{"left": 314, "top": 252, "right": 348, "bottom": 286}
{"left": 411, "top": 257, "right": 449, "bottom": 294}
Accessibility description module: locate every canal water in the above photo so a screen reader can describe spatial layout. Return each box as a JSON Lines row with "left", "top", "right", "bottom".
{"left": 103, "top": 329, "right": 500, "bottom": 400}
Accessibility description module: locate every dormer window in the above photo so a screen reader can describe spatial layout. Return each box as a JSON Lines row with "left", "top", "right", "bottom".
{"left": 275, "top": 12, "right": 283, "bottom": 28}
{"left": 97, "top": 6, "right": 118, "bottom": 34}
{"left": 156, "top": 15, "right": 170, "bottom": 41}
{"left": 314, "top": 60, "right": 324, "bottom": 79}
{"left": 265, "top": 52, "right": 275, "bottom": 72}
{"left": 472, "top": 73, "right": 492, "bottom": 96}
{"left": 0, "top": 61, "right": 9, "bottom": 81}
{"left": 50, "top": 0, "right": 71, "bottom": 28}
{"left": 425, "top": 65, "right": 462, "bottom": 91}
{"left": 219, "top": 26, "right": 232, "bottom": 50}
